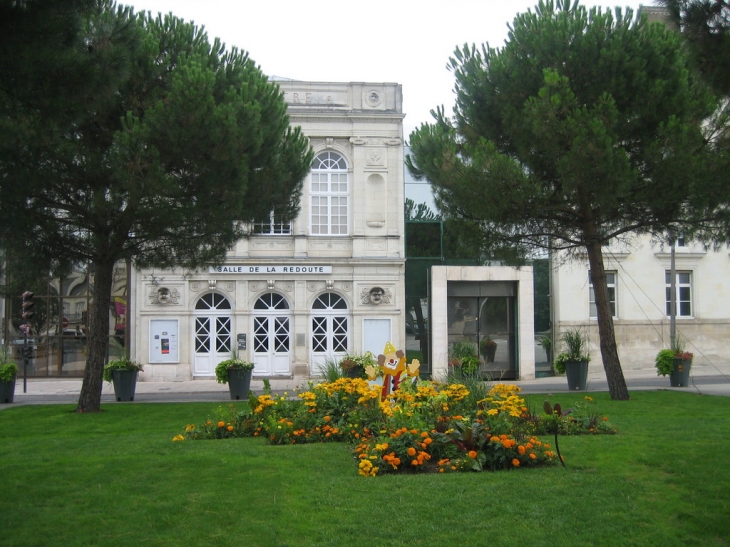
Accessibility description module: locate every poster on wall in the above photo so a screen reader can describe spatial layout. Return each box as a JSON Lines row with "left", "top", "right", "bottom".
{"left": 150, "top": 319, "right": 179, "bottom": 363}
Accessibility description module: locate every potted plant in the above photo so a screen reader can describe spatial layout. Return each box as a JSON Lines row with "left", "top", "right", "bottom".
{"left": 449, "top": 341, "right": 480, "bottom": 378}
{"left": 103, "top": 357, "right": 144, "bottom": 402}
{"left": 655, "top": 340, "right": 693, "bottom": 387}
{"left": 479, "top": 337, "right": 497, "bottom": 363}
{"left": 215, "top": 355, "right": 254, "bottom": 400}
{"left": 540, "top": 335, "right": 553, "bottom": 364}
{"left": 0, "top": 346, "right": 19, "bottom": 404}
{"left": 553, "top": 328, "right": 591, "bottom": 390}
{"left": 339, "top": 352, "right": 376, "bottom": 379}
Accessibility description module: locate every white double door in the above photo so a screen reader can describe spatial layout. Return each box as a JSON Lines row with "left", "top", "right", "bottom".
{"left": 193, "top": 316, "right": 232, "bottom": 376}
{"left": 193, "top": 293, "right": 233, "bottom": 376}
{"left": 252, "top": 293, "right": 290, "bottom": 376}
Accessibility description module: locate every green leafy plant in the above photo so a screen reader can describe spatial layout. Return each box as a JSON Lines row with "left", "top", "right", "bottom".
{"left": 449, "top": 341, "right": 480, "bottom": 376}
{"left": 479, "top": 337, "right": 496, "bottom": 351}
{"left": 0, "top": 346, "right": 19, "bottom": 382}
{"left": 338, "top": 352, "right": 377, "bottom": 378}
{"left": 553, "top": 329, "right": 590, "bottom": 374}
{"left": 655, "top": 339, "right": 693, "bottom": 377}
{"left": 539, "top": 336, "right": 552, "bottom": 351}
{"left": 102, "top": 357, "right": 143, "bottom": 383}
{"left": 214, "top": 358, "right": 254, "bottom": 384}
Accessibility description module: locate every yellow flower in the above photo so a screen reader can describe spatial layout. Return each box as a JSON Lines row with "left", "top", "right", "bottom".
{"left": 172, "top": 434, "right": 184, "bottom": 442}
{"left": 584, "top": 396, "right": 593, "bottom": 402}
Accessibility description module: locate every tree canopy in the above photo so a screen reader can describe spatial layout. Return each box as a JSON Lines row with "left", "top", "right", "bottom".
{"left": 0, "top": 0, "right": 313, "bottom": 411}
{"left": 657, "top": 0, "right": 730, "bottom": 95}
{"left": 407, "top": 0, "right": 724, "bottom": 400}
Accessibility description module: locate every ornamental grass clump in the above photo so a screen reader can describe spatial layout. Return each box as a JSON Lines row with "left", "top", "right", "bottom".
{"left": 174, "top": 379, "right": 616, "bottom": 476}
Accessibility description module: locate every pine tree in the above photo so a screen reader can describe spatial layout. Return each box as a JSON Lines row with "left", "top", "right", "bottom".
{"left": 407, "top": 0, "right": 722, "bottom": 400}
{"left": 0, "top": 1, "right": 312, "bottom": 412}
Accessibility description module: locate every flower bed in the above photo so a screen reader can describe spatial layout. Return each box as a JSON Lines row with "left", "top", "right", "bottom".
{"left": 174, "top": 379, "right": 616, "bottom": 476}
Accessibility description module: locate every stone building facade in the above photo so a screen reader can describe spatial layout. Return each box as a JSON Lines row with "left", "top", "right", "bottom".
{"left": 132, "top": 81, "right": 406, "bottom": 380}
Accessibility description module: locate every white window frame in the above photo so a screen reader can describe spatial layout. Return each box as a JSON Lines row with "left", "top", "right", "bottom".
{"left": 666, "top": 270, "right": 693, "bottom": 318}
{"left": 310, "top": 151, "right": 349, "bottom": 236}
{"left": 589, "top": 271, "right": 617, "bottom": 319}
{"left": 251, "top": 211, "right": 292, "bottom": 235}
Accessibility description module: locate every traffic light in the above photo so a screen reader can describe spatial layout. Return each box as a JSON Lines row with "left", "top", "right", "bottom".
{"left": 20, "top": 291, "right": 35, "bottom": 322}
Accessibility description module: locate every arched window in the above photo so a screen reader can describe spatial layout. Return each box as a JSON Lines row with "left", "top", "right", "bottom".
{"left": 195, "top": 292, "right": 232, "bottom": 310}
{"left": 310, "top": 151, "right": 349, "bottom": 235}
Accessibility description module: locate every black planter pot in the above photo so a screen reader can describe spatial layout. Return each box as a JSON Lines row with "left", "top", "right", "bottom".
{"left": 0, "top": 375, "right": 17, "bottom": 404}
{"left": 112, "top": 369, "right": 138, "bottom": 402}
{"left": 343, "top": 366, "right": 364, "bottom": 379}
{"left": 565, "top": 360, "right": 589, "bottom": 391}
{"left": 670, "top": 358, "right": 691, "bottom": 387}
{"left": 482, "top": 345, "right": 497, "bottom": 363}
{"left": 227, "top": 368, "right": 252, "bottom": 400}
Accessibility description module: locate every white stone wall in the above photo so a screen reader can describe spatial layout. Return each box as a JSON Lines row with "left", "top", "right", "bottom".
{"left": 553, "top": 236, "right": 730, "bottom": 371}
{"left": 133, "top": 82, "right": 406, "bottom": 381}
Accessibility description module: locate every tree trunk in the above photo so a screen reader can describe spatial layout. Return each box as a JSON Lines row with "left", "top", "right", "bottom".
{"left": 76, "top": 257, "right": 115, "bottom": 412}
{"left": 411, "top": 297, "right": 429, "bottom": 364}
{"left": 585, "top": 239, "right": 629, "bottom": 400}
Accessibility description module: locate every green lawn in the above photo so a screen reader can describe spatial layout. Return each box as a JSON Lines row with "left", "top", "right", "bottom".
{"left": 1, "top": 391, "right": 728, "bottom": 547}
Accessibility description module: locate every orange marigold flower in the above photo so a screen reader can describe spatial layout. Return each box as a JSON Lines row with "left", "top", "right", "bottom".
{"left": 411, "top": 459, "right": 419, "bottom": 466}
{"left": 323, "top": 416, "right": 331, "bottom": 422}
{"left": 603, "top": 416, "right": 608, "bottom": 421}
{"left": 512, "top": 458, "right": 520, "bottom": 467}
{"left": 518, "top": 445, "right": 526, "bottom": 455}
{"left": 227, "top": 425, "right": 234, "bottom": 432}
{"left": 468, "top": 450, "right": 478, "bottom": 459}
{"left": 217, "top": 421, "right": 225, "bottom": 428}
{"left": 529, "top": 453, "right": 537, "bottom": 459}
{"left": 423, "top": 437, "right": 433, "bottom": 445}
{"left": 407, "top": 447, "right": 417, "bottom": 456}
{"left": 420, "top": 431, "right": 429, "bottom": 438}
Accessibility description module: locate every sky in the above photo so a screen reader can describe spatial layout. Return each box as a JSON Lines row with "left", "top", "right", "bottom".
{"left": 124, "top": 0, "right": 649, "bottom": 138}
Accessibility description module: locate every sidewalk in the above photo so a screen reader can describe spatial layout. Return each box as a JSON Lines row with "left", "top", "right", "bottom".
{"left": 4, "top": 363, "right": 730, "bottom": 407}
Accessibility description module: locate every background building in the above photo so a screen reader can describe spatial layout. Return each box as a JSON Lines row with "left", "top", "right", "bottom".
{"left": 553, "top": 237, "right": 730, "bottom": 372}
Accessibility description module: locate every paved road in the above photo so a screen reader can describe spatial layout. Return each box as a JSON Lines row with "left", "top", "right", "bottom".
{"left": 3, "top": 364, "right": 730, "bottom": 407}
